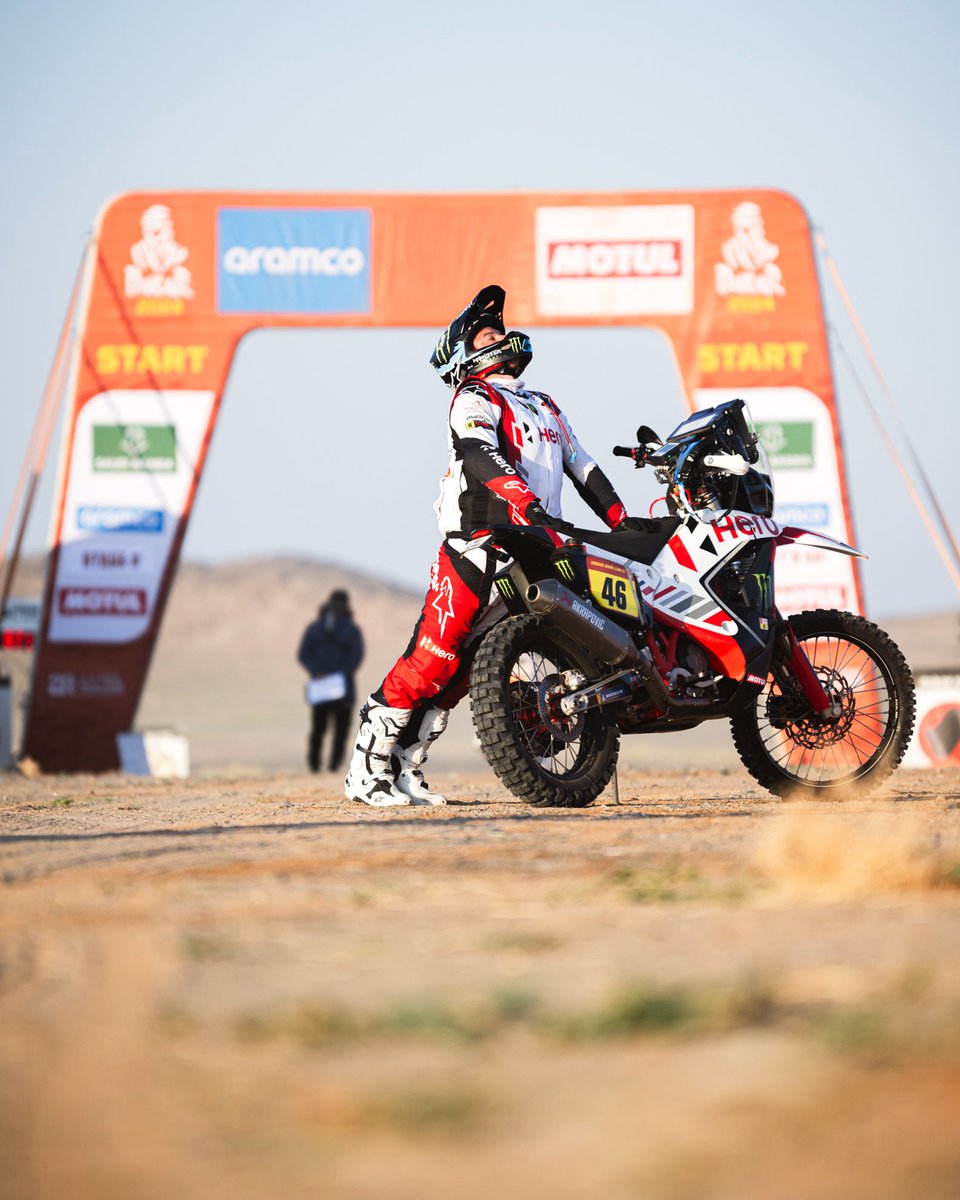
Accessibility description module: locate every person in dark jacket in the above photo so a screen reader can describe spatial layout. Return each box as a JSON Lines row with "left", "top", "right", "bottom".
{"left": 297, "top": 589, "right": 364, "bottom": 772}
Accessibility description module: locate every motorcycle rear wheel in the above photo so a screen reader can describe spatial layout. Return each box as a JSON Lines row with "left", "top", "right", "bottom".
{"left": 470, "top": 614, "right": 619, "bottom": 807}
{"left": 730, "top": 609, "right": 915, "bottom": 798}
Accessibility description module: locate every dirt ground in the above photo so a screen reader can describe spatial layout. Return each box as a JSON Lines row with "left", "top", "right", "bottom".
{"left": 2, "top": 764, "right": 959, "bottom": 1200}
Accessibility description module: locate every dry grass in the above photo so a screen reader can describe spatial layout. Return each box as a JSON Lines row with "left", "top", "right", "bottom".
{"left": 753, "top": 808, "right": 959, "bottom": 897}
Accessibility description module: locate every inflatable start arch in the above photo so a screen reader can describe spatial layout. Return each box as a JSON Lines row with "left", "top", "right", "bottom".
{"left": 24, "top": 189, "right": 862, "bottom": 771}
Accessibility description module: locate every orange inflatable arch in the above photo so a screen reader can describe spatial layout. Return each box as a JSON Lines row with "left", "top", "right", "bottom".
{"left": 24, "top": 189, "right": 861, "bottom": 770}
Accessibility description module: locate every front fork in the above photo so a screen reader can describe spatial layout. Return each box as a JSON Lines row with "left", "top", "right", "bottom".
{"left": 775, "top": 615, "right": 836, "bottom": 716}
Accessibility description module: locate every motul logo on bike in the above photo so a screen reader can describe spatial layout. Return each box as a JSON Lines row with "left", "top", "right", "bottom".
{"left": 546, "top": 241, "right": 682, "bottom": 279}
{"left": 536, "top": 206, "right": 694, "bottom": 316}
{"left": 57, "top": 588, "right": 147, "bottom": 616}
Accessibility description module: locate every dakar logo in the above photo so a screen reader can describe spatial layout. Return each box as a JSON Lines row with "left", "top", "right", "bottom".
{"left": 714, "top": 202, "right": 786, "bottom": 309}
{"left": 124, "top": 204, "right": 195, "bottom": 315}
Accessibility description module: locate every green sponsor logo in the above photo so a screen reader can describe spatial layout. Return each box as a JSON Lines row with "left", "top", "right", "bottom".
{"left": 93, "top": 424, "right": 177, "bottom": 473}
{"left": 756, "top": 420, "right": 814, "bottom": 470}
{"left": 752, "top": 572, "right": 772, "bottom": 609}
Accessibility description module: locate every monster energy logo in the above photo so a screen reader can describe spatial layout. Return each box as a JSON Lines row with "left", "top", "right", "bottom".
{"left": 753, "top": 572, "right": 771, "bottom": 608}
{"left": 555, "top": 559, "right": 575, "bottom": 582}
{"left": 496, "top": 577, "right": 516, "bottom": 599}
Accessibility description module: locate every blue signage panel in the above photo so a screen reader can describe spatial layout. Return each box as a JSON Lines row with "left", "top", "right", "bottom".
{"left": 216, "top": 207, "right": 372, "bottom": 314}
{"left": 77, "top": 506, "right": 165, "bottom": 533}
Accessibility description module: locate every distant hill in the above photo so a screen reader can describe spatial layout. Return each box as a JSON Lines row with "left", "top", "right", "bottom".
{"left": 139, "top": 556, "right": 429, "bottom": 771}
{"left": 3, "top": 555, "right": 958, "bottom": 772}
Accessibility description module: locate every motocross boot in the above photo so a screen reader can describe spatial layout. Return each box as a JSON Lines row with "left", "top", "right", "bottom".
{"left": 344, "top": 698, "right": 412, "bottom": 806}
{"left": 392, "top": 706, "right": 449, "bottom": 805}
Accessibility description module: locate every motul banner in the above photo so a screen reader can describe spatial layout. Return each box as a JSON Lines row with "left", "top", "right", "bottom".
{"left": 25, "top": 189, "right": 862, "bottom": 770}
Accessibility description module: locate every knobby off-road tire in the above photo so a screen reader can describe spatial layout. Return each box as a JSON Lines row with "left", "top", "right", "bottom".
{"left": 730, "top": 609, "right": 915, "bottom": 798}
{"left": 470, "top": 614, "right": 619, "bottom": 807}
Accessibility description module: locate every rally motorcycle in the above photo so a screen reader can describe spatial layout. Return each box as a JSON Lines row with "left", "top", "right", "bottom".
{"left": 467, "top": 398, "right": 915, "bottom": 806}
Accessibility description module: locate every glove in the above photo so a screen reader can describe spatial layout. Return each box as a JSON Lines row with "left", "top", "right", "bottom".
{"left": 524, "top": 501, "right": 576, "bottom": 535}
{"left": 523, "top": 500, "right": 552, "bottom": 526}
{"left": 614, "top": 515, "right": 657, "bottom": 534}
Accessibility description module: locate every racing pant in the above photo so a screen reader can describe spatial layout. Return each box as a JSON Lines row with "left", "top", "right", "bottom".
{"left": 378, "top": 537, "right": 498, "bottom": 712}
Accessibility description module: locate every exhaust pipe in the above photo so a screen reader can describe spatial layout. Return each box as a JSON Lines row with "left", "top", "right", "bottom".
{"left": 525, "top": 579, "right": 640, "bottom": 669}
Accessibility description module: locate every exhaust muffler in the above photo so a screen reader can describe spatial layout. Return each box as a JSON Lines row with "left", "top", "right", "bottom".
{"left": 525, "top": 579, "right": 640, "bottom": 669}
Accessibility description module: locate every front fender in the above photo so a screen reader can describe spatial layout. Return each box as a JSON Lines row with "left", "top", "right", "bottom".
{"left": 775, "top": 526, "right": 867, "bottom": 559}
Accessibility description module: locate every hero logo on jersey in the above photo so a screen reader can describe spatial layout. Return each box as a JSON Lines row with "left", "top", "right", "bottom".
{"left": 217, "top": 207, "right": 372, "bottom": 314}
{"left": 535, "top": 206, "right": 695, "bottom": 316}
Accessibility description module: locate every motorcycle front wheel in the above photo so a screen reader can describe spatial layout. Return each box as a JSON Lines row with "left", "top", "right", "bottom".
{"left": 730, "top": 609, "right": 916, "bottom": 798}
{"left": 470, "top": 614, "right": 619, "bottom": 807}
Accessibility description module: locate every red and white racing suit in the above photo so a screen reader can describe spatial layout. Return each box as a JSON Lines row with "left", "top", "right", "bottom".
{"left": 377, "top": 374, "right": 627, "bottom": 711}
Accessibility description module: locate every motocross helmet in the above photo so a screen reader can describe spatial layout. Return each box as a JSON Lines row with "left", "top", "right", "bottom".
{"left": 430, "top": 284, "right": 533, "bottom": 387}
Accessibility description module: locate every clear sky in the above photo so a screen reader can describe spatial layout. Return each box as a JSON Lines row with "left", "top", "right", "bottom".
{"left": 1, "top": 0, "right": 957, "bottom": 617}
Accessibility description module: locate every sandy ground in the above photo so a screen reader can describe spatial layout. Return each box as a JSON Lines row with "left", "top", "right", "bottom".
{"left": 1, "top": 764, "right": 959, "bottom": 1200}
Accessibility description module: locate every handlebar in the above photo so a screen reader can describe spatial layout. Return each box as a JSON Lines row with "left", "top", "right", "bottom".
{"left": 613, "top": 445, "right": 649, "bottom": 470}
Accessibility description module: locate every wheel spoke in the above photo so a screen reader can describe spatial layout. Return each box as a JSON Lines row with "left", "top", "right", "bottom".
{"left": 506, "top": 639, "right": 596, "bottom": 778}
{"left": 754, "top": 630, "right": 897, "bottom": 785}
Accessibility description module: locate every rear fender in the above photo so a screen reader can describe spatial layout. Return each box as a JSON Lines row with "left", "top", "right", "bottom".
{"left": 775, "top": 526, "right": 867, "bottom": 559}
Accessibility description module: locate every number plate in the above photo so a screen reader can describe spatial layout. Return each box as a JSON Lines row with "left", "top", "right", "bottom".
{"left": 586, "top": 556, "right": 640, "bottom": 618}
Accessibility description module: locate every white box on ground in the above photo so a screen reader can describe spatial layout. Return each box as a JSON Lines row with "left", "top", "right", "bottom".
{"left": 117, "top": 730, "right": 190, "bottom": 778}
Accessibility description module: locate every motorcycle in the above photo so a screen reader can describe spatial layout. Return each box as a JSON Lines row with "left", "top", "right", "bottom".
{"left": 466, "top": 398, "right": 916, "bottom": 806}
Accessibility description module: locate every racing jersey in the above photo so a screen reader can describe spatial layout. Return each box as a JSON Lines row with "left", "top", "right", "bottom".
{"left": 433, "top": 375, "right": 626, "bottom": 536}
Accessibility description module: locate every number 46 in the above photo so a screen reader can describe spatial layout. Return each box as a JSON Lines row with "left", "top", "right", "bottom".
{"left": 601, "top": 576, "right": 628, "bottom": 610}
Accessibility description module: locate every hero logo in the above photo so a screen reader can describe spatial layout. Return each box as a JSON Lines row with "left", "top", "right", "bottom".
{"left": 481, "top": 445, "right": 517, "bottom": 475}
{"left": 217, "top": 207, "right": 371, "bottom": 315}
{"left": 57, "top": 588, "right": 148, "bottom": 616}
{"left": 715, "top": 202, "right": 786, "bottom": 311}
{"left": 419, "top": 634, "right": 456, "bottom": 661}
{"left": 711, "top": 513, "right": 780, "bottom": 542}
{"left": 536, "top": 206, "right": 694, "bottom": 317}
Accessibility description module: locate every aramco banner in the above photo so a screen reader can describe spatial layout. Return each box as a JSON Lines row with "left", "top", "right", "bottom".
{"left": 24, "top": 190, "right": 862, "bottom": 770}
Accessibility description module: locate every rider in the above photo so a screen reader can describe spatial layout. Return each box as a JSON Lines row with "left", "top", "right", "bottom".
{"left": 344, "top": 284, "right": 636, "bottom": 807}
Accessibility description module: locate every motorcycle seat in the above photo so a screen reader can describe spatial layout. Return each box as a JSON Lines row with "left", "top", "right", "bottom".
{"left": 576, "top": 516, "right": 682, "bottom": 564}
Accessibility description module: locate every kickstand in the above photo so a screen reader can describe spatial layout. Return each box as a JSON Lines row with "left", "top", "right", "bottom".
{"left": 610, "top": 763, "right": 620, "bottom": 806}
